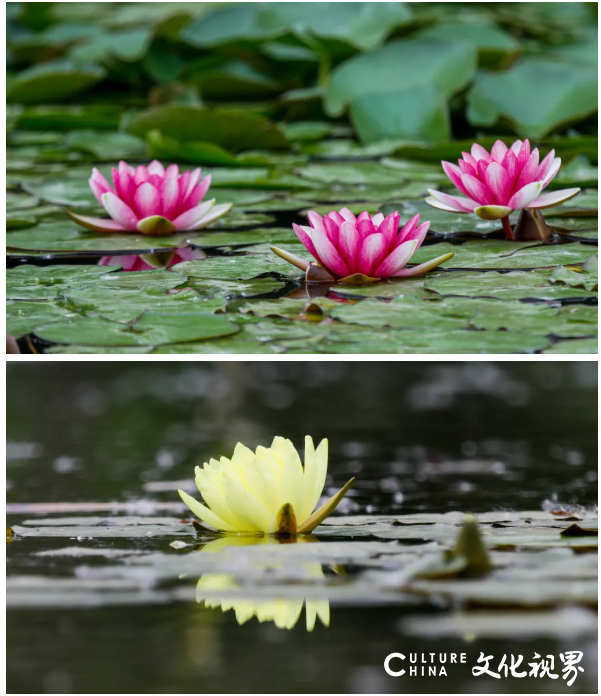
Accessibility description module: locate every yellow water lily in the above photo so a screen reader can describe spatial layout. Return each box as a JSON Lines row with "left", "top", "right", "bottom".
{"left": 178, "top": 436, "right": 354, "bottom": 535}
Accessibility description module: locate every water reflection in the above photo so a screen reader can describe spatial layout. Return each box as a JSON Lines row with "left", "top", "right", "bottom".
{"left": 98, "top": 247, "right": 204, "bottom": 271}
{"left": 194, "top": 536, "right": 330, "bottom": 632}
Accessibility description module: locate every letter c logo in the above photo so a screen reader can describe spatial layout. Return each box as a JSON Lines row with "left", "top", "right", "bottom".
{"left": 384, "top": 653, "right": 405, "bottom": 677}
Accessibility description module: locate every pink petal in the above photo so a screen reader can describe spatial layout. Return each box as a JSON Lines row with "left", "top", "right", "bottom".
{"left": 529, "top": 188, "right": 581, "bottom": 209}
{"left": 461, "top": 174, "right": 494, "bottom": 205}
{"left": 183, "top": 174, "right": 211, "bottom": 210}
{"left": 371, "top": 213, "right": 385, "bottom": 227}
{"left": 111, "top": 167, "right": 135, "bottom": 207}
{"left": 147, "top": 160, "right": 165, "bottom": 176}
{"left": 185, "top": 168, "right": 202, "bottom": 199}
{"left": 378, "top": 212, "right": 400, "bottom": 249}
{"left": 461, "top": 152, "right": 478, "bottom": 170}
{"left": 339, "top": 207, "right": 356, "bottom": 224}
{"left": 516, "top": 139, "right": 531, "bottom": 175}
{"left": 471, "top": 143, "right": 492, "bottom": 162}
{"left": 441, "top": 161, "right": 466, "bottom": 191}
{"left": 516, "top": 148, "right": 540, "bottom": 189}
{"left": 501, "top": 150, "right": 517, "bottom": 187}
{"left": 327, "top": 211, "right": 344, "bottom": 226}
{"left": 540, "top": 158, "right": 561, "bottom": 188}
{"left": 476, "top": 159, "right": 489, "bottom": 182}
{"left": 356, "top": 211, "right": 371, "bottom": 224}
{"left": 165, "top": 164, "right": 179, "bottom": 178}
{"left": 404, "top": 221, "right": 429, "bottom": 250}
{"left": 67, "top": 211, "right": 127, "bottom": 233}
{"left": 491, "top": 140, "right": 508, "bottom": 163}
{"left": 118, "top": 161, "right": 135, "bottom": 176}
{"left": 485, "top": 162, "right": 511, "bottom": 205}
{"left": 172, "top": 200, "right": 215, "bottom": 231}
{"left": 89, "top": 168, "right": 113, "bottom": 203}
{"left": 458, "top": 159, "right": 477, "bottom": 177}
{"left": 307, "top": 211, "right": 327, "bottom": 235}
{"left": 425, "top": 196, "right": 465, "bottom": 214}
{"left": 427, "top": 189, "right": 477, "bottom": 213}
{"left": 375, "top": 240, "right": 418, "bottom": 277}
{"left": 356, "top": 217, "right": 376, "bottom": 239}
{"left": 134, "top": 165, "right": 149, "bottom": 185}
{"left": 507, "top": 181, "right": 542, "bottom": 210}
{"left": 161, "top": 176, "right": 180, "bottom": 220}
{"left": 312, "top": 228, "right": 350, "bottom": 277}
{"left": 358, "top": 233, "right": 387, "bottom": 276}
{"left": 101, "top": 192, "right": 138, "bottom": 229}
{"left": 134, "top": 182, "right": 161, "bottom": 218}
{"left": 292, "top": 223, "right": 320, "bottom": 261}
{"left": 536, "top": 150, "right": 555, "bottom": 182}
{"left": 338, "top": 221, "right": 361, "bottom": 274}
{"left": 509, "top": 140, "right": 523, "bottom": 156}
{"left": 396, "top": 213, "right": 420, "bottom": 243}
{"left": 322, "top": 216, "right": 340, "bottom": 246}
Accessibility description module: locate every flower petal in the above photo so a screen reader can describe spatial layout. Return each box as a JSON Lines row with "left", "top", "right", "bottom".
{"left": 516, "top": 148, "right": 540, "bottom": 189}
{"left": 178, "top": 489, "right": 237, "bottom": 532}
{"left": 425, "top": 196, "right": 465, "bottom": 214}
{"left": 183, "top": 174, "right": 211, "bottom": 210}
{"left": 101, "top": 192, "right": 138, "bottom": 229}
{"left": 427, "top": 189, "right": 477, "bottom": 213}
{"left": 442, "top": 161, "right": 469, "bottom": 195}
{"left": 89, "top": 168, "right": 113, "bottom": 203}
{"left": 356, "top": 217, "right": 376, "bottom": 239}
{"left": 134, "top": 165, "right": 149, "bottom": 185}
{"left": 395, "top": 252, "right": 455, "bottom": 277}
{"left": 66, "top": 211, "right": 127, "bottom": 233}
{"left": 508, "top": 181, "right": 543, "bottom": 210}
{"left": 378, "top": 212, "right": 400, "bottom": 249}
{"left": 491, "top": 140, "right": 508, "bottom": 163}
{"left": 540, "top": 158, "right": 561, "bottom": 188}
{"left": 147, "top": 159, "right": 165, "bottom": 176}
{"left": 134, "top": 182, "right": 161, "bottom": 218}
{"left": 312, "top": 228, "right": 350, "bottom": 277}
{"left": 485, "top": 161, "right": 511, "bottom": 205}
{"left": 172, "top": 199, "right": 216, "bottom": 230}
{"left": 396, "top": 213, "right": 420, "bottom": 243}
{"left": 185, "top": 168, "right": 202, "bottom": 199}
{"left": 322, "top": 215, "right": 340, "bottom": 246}
{"left": 528, "top": 187, "right": 581, "bottom": 209}
{"left": 339, "top": 207, "right": 356, "bottom": 224}
{"left": 358, "top": 232, "right": 388, "bottom": 276}
{"left": 160, "top": 176, "right": 180, "bottom": 220}
{"left": 471, "top": 143, "right": 492, "bottom": 161}
{"left": 401, "top": 221, "right": 429, "bottom": 250}
{"left": 292, "top": 223, "right": 319, "bottom": 261}
{"left": 461, "top": 173, "right": 494, "bottom": 205}
{"left": 375, "top": 239, "right": 418, "bottom": 277}
{"left": 510, "top": 139, "right": 523, "bottom": 156}
{"left": 338, "top": 220, "right": 361, "bottom": 274}
{"left": 371, "top": 213, "right": 384, "bottom": 227}
{"left": 187, "top": 202, "right": 231, "bottom": 230}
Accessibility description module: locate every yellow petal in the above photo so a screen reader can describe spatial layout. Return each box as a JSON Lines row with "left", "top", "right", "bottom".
{"left": 306, "top": 602, "right": 317, "bottom": 631}
{"left": 300, "top": 435, "right": 318, "bottom": 523}
{"left": 298, "top": 477, "right": 355, "bottom": 534}
{"left": 312, "top": 438, "right": 329, "bottom": 509}
{"left": 222, "top": 472, "right": 271, "bottom": 531}
{"left": 178, "top": 489, "right": 237, "bottom": 532}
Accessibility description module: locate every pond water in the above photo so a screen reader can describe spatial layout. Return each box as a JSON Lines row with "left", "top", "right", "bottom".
{"left": 7, "top": 362, "right": 598, "bottom": 693}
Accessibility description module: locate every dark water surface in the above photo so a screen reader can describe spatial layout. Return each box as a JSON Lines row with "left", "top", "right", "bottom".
{"left": 7, "top": 362, "right": 598, "bottom": 693}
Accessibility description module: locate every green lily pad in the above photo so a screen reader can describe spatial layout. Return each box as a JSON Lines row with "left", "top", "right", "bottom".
{"left": 34, "top": 311, "right": 239, "bottom": 347}
{"left": 6, "top": 60, "right": 105, "bottom": 104}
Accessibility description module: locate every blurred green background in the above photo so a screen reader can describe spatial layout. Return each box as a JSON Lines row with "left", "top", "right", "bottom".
{"left": 7, "top": 2, "right": 598, "bottom": 149}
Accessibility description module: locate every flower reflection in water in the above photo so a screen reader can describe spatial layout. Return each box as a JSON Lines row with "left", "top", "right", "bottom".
{"left": 98, "top": 247, "right": 204, "bottom": 271}
{"left": 194, "top": 536, "right": 330, "bottom": 631}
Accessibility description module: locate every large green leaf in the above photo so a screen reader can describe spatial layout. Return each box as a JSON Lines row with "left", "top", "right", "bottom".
{"left": 467, "top": 58, "right": 598, "bottom": 139}
{"left": 324, "top": 39, "right": 477, "bottom": 117}
{"left": 350, "top": 86, "right": 450, "bottom": 144}
{"left": 6, "top": 61, "right": 105, "bottom": 104}
{"left": 126, "top": 105, "right": 289, "bottom": 152}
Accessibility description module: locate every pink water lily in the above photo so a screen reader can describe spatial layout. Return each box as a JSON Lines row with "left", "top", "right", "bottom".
{"left": 273, "top": 209, "right": 453, "bottom": 284}
{"left": 426, "top": 139, "right": 580, "bottom": 240}
{"left": 67, "top": 160, "right": 232, "bottom": 236}
{"left": 98, "top": 247, "right": 204, "bottom": 272}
